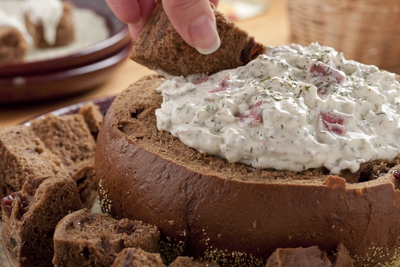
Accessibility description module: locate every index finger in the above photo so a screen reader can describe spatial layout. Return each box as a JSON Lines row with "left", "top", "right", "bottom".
{"left": 105, "top": 0, "right": 156, "bottom": 39}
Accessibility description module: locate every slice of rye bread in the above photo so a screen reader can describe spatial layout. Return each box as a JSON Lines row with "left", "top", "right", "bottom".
{"left": 78, "top": 101, "right": 104, "bottom": 136}
{"left": 24, "top": 1, "right": 75, "bottom": 48}
{"left": 332, "top": 243, "right": 355, "bottom": 267}
{"left": 169, "top": 257, "right": 219, "bottom": 267}
{"left": 30, "top": 113, "right": 97, "bottom": 208}
{"left": 265, "top": 244, "right": 354, "bottom": 267}
{"left": 130, "top": 2, "right": 266, "bottom": 77}
{"left": 0, "top": 125, "right": 70, "bottom": 199}
{"left": 95, "top": 75, "right": 400, "bottom": 267}
{"left": 111, "top": 248, "right": 218, "bottom": 267}
{"left": 0, "top": 26, "right": 28, "bottom": 63}
{"left": 1, "top": 177, "right": 83, "bottom": 267}
{"left": 111, "top": 248, "right": 164, "bottom": 267}
{"left": 30, "top": 113, "right": 96, "bottom": 176}
{"left": 53, "top": 209, "right": 160, "bottom": 267}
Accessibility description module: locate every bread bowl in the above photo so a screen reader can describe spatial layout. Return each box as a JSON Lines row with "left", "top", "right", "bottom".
{"left": 95, "top": 73, "right": 400, "bottom": 266}
{"left": 96, "top": 1, "right": 400, "bottom": 265}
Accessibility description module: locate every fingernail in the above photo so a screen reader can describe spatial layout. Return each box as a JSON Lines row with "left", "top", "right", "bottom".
{"left": 129, "top": 18, "right": 142, "bottom": 29}
{"left": 128, "top": 19, "right": 143, "bottom": 40}
{"left": 188, "top": 15, "right": 221, "bottom": 55}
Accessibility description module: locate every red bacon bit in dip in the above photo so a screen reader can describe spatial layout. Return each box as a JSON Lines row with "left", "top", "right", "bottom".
{"left": 250, "top": 100, "right": 269, "bottom": 109}
{"left": 193, "top": 76, "right": 210, "bottom": 85}
{"left": 319, "top": 111, "right": 348, "bottom": 135}
{"left": 209, "top": 75, "right": 232, "bottom": 93}
{"left": 235, "top": 100, "right": 269, "bottom": 125}
{"left": 307, "top": 62, "right": 345, "bottom": 93}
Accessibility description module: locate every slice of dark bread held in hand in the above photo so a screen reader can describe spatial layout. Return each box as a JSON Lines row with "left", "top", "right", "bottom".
{"left": 1, "top": 177, "right": 83, "bottom": 267}
{"left": 130, "top": 2, "right": 266, "bottom": 77}
{"left": 53, "top": 209, "right": 161, "bottom": 267}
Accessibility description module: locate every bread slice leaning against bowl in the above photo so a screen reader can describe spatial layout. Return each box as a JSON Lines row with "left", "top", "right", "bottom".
{"left": 95, "top": 74, "right": 400, "bottom": 267}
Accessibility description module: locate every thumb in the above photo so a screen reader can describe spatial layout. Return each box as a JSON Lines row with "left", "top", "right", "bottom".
{"left": 163, "top": 0, "right": 221, "bottom": 55}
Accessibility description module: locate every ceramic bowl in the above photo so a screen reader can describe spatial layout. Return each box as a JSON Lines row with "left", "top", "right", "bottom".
{"left": 0, "top": 0, "right": 131, "bottom": 103}
{"left": 0, "top": 46, "right": 128, "bottom": 104}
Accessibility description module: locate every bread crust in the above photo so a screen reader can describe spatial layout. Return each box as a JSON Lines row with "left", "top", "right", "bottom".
{"left": 95, "top": 75, "right": 400, "bottom": 267}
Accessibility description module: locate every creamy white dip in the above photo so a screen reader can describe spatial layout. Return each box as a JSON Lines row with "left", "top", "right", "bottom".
{"left": 0, "top": 9, "right": 32, "bottom": 46}
{"left": 24, "top": 0, "right": 63, "bottom": 45}
{"left": 156, "top": 43, "right": 400, "bottom": 174}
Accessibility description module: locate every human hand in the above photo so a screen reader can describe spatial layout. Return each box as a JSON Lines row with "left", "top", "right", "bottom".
{"left": 105, "top": 0, "right": 221, "bottom": 54}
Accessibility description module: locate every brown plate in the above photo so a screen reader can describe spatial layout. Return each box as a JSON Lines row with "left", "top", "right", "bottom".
{"left": 23, "top": 94, "right": 116, "bottom": 125}
{"left": 0, "top": 0, "right": 131, "bottom": 76}
{"left": 0, "top": 46, "right": 127, "bottom": 104}
{"left": 0, "top": 0, "right": 131, "bottom": 104}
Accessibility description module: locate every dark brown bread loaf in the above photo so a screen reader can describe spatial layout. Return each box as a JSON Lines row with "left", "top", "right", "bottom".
{"left": 24, "top": 1, "right": 74, "bottom": 48}
{"left": 130, "top": 2, "right": 266, "bottom": 77}
{"left": 53, "top": 209, "right": 161, "bottom": 267}
{"left": 30, "top": 113, "right": 97, "bottom": 208}
{"left": 0, "top": 27, "right": 28, "bottom": 63}
{"left": 111, "top": 248, "right": 164, "bottom": 267}
{"left": 265, "top": 244, "right": 354, "bottom": 267}
{"left": 0, "top": 125, "right": 69, "bottom": 199}
{"left": 95, "top": 75, "right": 400, "bottom": 267}
{"left": 1, "top": 177, "right": 83, "bottom": 267}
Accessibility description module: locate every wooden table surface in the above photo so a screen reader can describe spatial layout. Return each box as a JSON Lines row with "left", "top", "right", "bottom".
{"left": 0, "top": 0, "right": 289, "bottom": 129}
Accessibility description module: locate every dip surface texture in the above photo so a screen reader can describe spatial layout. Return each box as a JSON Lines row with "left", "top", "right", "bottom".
{"left": 156, "top": 43, "right": 400, "bottom": 174}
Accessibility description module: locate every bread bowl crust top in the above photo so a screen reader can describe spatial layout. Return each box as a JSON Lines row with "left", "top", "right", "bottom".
{"left": 95, "top": 75, "right": 400, "bottom": 266}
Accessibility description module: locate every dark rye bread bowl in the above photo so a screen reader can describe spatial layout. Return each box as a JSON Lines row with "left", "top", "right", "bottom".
{"left": 95, "top": 75, "right": 400, "bottom": 267}
{"left": 130, "top": 2, "right": 266, "bottom": 77}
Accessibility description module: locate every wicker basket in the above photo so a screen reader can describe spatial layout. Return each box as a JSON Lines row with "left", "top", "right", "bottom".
{"left": 287, "top": 0, "right": 400, "bottom": 71}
